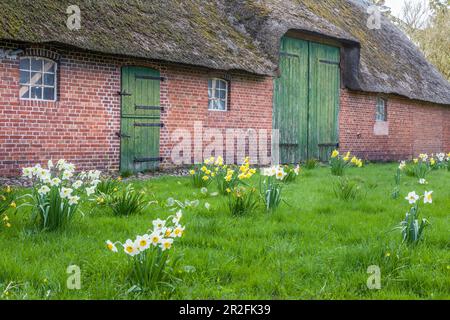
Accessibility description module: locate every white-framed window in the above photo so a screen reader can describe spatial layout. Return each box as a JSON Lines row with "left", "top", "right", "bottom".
{"left": 208, "top": 78, "right": 228, "bottom": 111}
{"left": 19, "top": 57, "right": 57, "bottom": 101}
{"left": 376, "top": 97, "right": 387, "bottom": 121}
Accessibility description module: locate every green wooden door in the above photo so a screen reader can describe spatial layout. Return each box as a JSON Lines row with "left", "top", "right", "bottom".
{"left": 273, "top": 37, "right": 340, "bottom": 163}
{"left": 273, "top": 37, "right": 309, "bottom": 164}
{"left": 120, "top": 66, "right": 162, "bottom": 172}
{"left": 308, "top": 42, "right": 340, "bottom": 161}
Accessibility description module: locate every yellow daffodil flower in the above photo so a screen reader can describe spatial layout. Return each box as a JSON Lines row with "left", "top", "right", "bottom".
{"left": 331, "top": 150, "right": 339, "bottom": 158}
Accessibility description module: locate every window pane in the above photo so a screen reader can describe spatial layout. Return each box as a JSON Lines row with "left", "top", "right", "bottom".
{"left": 44, "top": 73, "right": 55, "bottom": 86}
{"left": 218, "top": 89, "right": 226, "bottom": 99}
{"left": 20, "top": 85, "right": 30, "bottom": 99}
{"left": 19, "top": 58, "right": 30, "bottom": 70}
{"left": 43, "top": 87, "right": 55, "bottom": 100}
{"left": 43, "top": 61, "right": 55, "bottom": 73}
{"left": 31, "top": 58, "right": 42, "bottom": 72}
{"left": 217, "top": 100, "right": 225, "bottom": 110}
{"left": 30, "top": 72, "right": 42, "bottom": 85}
{"left": 208, "top": 88, "right": 213, "bottom": 99}
{"left": 31, "top": 86, "right": 42, "bottom": 99}
{"left": 217, "top": 80, "right": 224, "bottom": 89}
{"left": 20, "top": 71, "right": 30, "bottom": 84}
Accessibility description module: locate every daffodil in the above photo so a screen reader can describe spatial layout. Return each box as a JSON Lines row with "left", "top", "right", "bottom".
{"left": 38, "top": 185, "right": 51, "bottom": 196}
{"left": 202, "top": 175, "right": 209, "bottom": 181}
{"left": 149, "top": 232, "right": 161, "bottom": 246}
{"left": 22, "top": 167, "right": 33, "bottom": 179}
{"left": 430, "top": 158, "right": 435, "bottom": 166}
{"left": 152, "top": 219, "right": 166, "bottom": 230}
{"left": 399, "top": 161, "right": 406, "bottom": 170}
{"left": 60, "top": 187, "right": 73, "bottom": 199}
{"left": 405, "top": 191, "right": 419, "bottom": 204}
{"left": 173, "top": 225, "right": 185, "bottom": 237}
{"left": 275, "top": 168, "right": 286, "bottom": 180}
{"left": 418, "top": 179, "right": 427, "bottom": 185}
{"left": 50, "top": 177, "right": 61, "bottom": 187}
{"left": 160, "top": 238, "right": 174, "bottom": 251}
{"left": 68, "top": 195, "right": 80, "bottom": 206}
{"left": 86, "top": 186, "right": 96, "bottom": 196}
{"left": 135, "top": 235, "right": 151, "bottom": 251}
{"left": 72, "top": 180, "right": 83, "bottom": 189}
{"left": 423, "top": 191, "right": 433, "bottom": 204}
{"left": 413, "top": 158, "right": 418, "bottom": 164}
{"left": 226, "top": 188, "right": 231, "bottom": 193}
{"left": 106, "top": 240, "right": 118, "bottom": 252}
{"left": 331, "top": 150, "right": 339, "bottom": 158}
{"left": 123, "top": 239, "right": 139, "bottom": 256}
{"left": 62, "top": 170, "right": 74, "bottom": 180}
{"left": 9, "top": 202, "right": 16, "bottom": 209}
{"left": 189, "top": 170, "right": 195, "bottom": 175}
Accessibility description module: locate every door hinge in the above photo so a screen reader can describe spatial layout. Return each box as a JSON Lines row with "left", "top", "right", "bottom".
{"left": 134, "top": 123, "right": 164, "bottom": 128}
{"left": 318, "top": 142, "right": 339, "bottom": 148}
{"left": 117, "top": 90, "right": 132, "bottom": 96}
{"left": 134, "top": 157, "right": 163, "bottom": 163}
{"left": 135, "top": 75, "right": 166, "bottom": 81}
{"left": 115, "top": 132, "right": 131, "bottom": 138}
{"left": 135, "top": 105, "right": 164, "bottom": 111}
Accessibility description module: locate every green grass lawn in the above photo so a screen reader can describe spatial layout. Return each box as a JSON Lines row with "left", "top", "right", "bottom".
{"left": 0, "top": 163, "right": 449, "bottom": 300}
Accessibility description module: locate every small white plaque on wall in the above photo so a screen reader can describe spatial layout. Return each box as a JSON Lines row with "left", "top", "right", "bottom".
{"left": 374, "top": 121, "right": 389, "bottom": 136}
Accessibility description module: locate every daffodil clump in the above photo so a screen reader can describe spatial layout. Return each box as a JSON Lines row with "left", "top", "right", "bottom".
{"left": 189, "top": 157, "right": 216, "bottom": 188}
{"left": 280, "top": 164, "right": 301, "bottom": 183}
{"left": 106, "top": 185, "right": 149, "bottom": 216}
{"left": 0, "top": 185, "right": 15, "bottom": 229}
{"left": 226, "top": 186, "right": 259, "bottom": 216}
{"left": 396, "top": 190, "right": 433, "bottom": 245}
{"left": 218, "top": 157, "right": 256, "bottom": 195}
{"left": 106, "top": 211, "right": 185, "bottom": 290}
{"left": 260, "top": 165, "right": 290, "bottom": 212}
{"left": 329, "top": 150, "right": 363, "bottom": 176}
{"left": 21, "top": 160, "right": 101, "bottom": 231}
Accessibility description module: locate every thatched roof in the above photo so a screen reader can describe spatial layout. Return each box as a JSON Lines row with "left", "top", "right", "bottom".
{"left": 1, "top": 0, "right": 449, "bottom": 105}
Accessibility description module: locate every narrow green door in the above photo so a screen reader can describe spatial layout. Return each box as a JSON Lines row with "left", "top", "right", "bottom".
{"left": 273, "top": 37, "right": 309, "bottom": 163}
{"left": 120, "top": 66, "right": 162, "bottom": 172}
{"left": 273, "top": 37, "right": 340, "bottom": 163}
{"left": 308, "top": 42, "right": 340, "bottom": 161}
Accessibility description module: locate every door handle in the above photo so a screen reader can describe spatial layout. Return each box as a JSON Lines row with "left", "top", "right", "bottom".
{"left": 116, "top": 132, "right": 131, "bottom": 138}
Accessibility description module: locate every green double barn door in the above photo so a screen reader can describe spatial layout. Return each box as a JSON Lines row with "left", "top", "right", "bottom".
{"left": 120, "top": 66, "right": 162, "bottom": 172}
{"left": 274, "top": 37, "right": 340, "bottom": 163}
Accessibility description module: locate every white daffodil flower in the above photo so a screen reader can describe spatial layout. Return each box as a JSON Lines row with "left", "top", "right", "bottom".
{"left": 62, "top": 170, "right": 74, "bottom": 180}
{"left": 201, "top": 187, "right": 208, "bottom": 195}
{"left": 91, "top": 179, "right": 101, "bottom": 187}
{"left": 405, "top": 191, "right": 419, "bottom": 204}
{"left": 72, "top": 180, "right": 83, "bottom": 189}
{"left": 38, "top": 185, "right": 51, "bottom": 196}
{"left": 50, "top": 177, "right": 61, "bottom": 187}
{"left": 205, "top": 202, "right": 211, "bottom": 210}
{"left": 106, "top": 240, "right": 118, "bottom": 253}
{"left": 173, "top": 226, "right": 185, "bottom": 238}
{"left": 135, "top": 235, "right": 151, "bottom": 251}
{"left": 423, "top": 191, "right": 433, "bottom": 204}
{"left": 418, "top": 179, "right": 427, "bottom": 185}
{"left": 22, "top": 167, "right": 33, "bottom": 179}
{"left": 68, "top": 195, "right": 80, "bottom": 206}
{"left": 149, "top": 232, "right": 161, "bottom": 246}
{"left": 123, "top": 239, "right": 139, "bottom": 256}
{"left": 60, "top": 187, "right": 73, "bottom": 199}
{"left": 152, "top": 219, "right": 166, "bottom": 230}
{"left": 399, "top": 161, "right": 406, "bottom": 170}
{"left": 57, "top": 159, "right": 67, "bottom": 170}
{"left": 160, "top": 238, "right": 174, "bottom": 251}
{"left": 275, "top": 168, "right": 287, "bottom": 180}
{"left": 86, "top": 186, "right": 96, "bottom": 196}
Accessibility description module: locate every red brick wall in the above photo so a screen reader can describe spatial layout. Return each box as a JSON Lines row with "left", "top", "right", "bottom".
{"left": 0, "top": 43, "right": 273, "bottom": 176}
{"left": 339, "top": 89, "right": 450, "bottom": 161}
{"left": 0, "top": 42, "right": 449, "bottom": 176}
